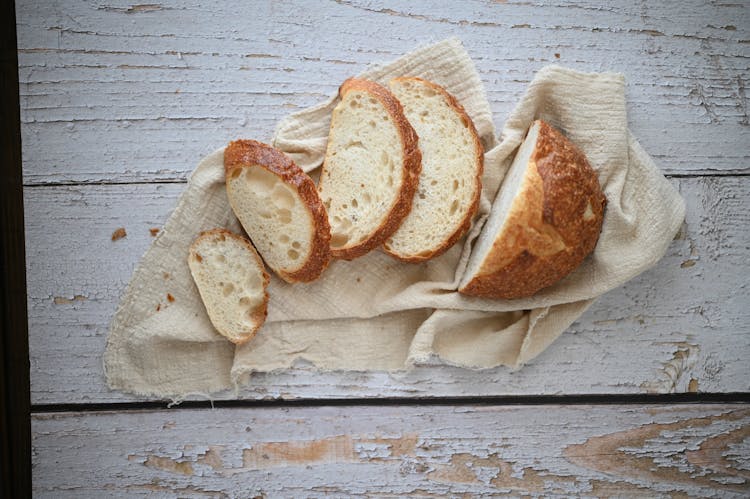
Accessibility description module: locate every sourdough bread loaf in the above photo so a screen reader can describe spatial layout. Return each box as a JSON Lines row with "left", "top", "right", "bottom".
{"left": 225, "top": 140, "right": 331, "bottom": 283}
{"left": 459, "top": 120, "right": 606, "bottom": 299}
{"left": 188, "top": 229, "right": 269, "bottom": 344}
{"left": 383, "top": 77, "right": 483, "bottom": 262}
{"left": 318, "top": 78, "right": 422, "bottom": 260}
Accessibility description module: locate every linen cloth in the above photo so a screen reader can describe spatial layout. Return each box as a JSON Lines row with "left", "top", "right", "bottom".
{"left": 104, "top": 38, "right": 685, "bottom": 398}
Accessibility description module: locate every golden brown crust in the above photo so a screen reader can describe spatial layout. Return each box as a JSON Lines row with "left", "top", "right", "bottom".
{"left": 224, "top": 140, "right": 332, "bottom": 283}
{"left": 383, "top": 77, "right": 484, "bottom": 263}
{"left": 189, "top": 228, "right": 270, "bottom": 345}
{"left": 322, "top": 78, "right": 422, "bottom": 260}
{"left": 459, "top": 120, "right": 607, "bottom": 299}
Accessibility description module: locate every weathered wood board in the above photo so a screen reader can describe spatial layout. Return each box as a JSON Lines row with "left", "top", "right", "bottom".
{"left": 16, "top": 0, "right": 750, "bottom": 185}
{"left": 17, "top": 1, "right": 750, "bottom": 496}
{"left": 24, "top": 175, "right": 750, "bottom": 403}
{"left": 32, "top": 404, "right": 750, "bottom": 497}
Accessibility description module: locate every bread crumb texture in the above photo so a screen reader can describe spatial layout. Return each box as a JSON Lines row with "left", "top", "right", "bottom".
{"left": 111, "top": 227, "right": 127, "bottom": 241}
{"left": 187, "top": 229, "right": 269, "bottom": 344}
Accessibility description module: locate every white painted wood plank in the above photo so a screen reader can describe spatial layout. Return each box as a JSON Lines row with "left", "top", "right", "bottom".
{"left": 31, "top": 404, "right": 750, "bottom": 497}
{"left": 24, "top": 176, "right": 750, "bottom": 403}
{"left": 16, "top": 0, "right": 750, "bottom": 184}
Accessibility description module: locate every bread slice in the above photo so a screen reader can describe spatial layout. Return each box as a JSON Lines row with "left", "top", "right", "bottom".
{"left": 225, "top": 140, "right": 331, "bottom": 283}
{"left": 188, "top": 229, "right": 269, "bottom": 344}
{"left": 459, "top": 120, "right": 607, "bottom": 299}
{"left": 318, "top": 78, "right": 422, "bottom": 260}
{"left": 383, "top": 77, "right": 484, "bottom": 262}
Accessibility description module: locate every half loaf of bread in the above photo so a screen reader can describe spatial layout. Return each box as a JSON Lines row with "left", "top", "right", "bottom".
{"left": 459, "top": 120, "right": 607, "bottom": 299}
{"left": 225, "top": 140, "right": 331, "bottom": 283}
{"left": 188, "top": 229, "right": 269, "bottom": 344}
{"left": 383, "top": 77, "right": 483, "bottom": 262}
{"left": 318, "top": 78, "right": 422, "bottom": 260}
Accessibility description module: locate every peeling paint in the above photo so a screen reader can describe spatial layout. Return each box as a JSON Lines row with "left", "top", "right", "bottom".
{"left": 564, "top": 409, "right": 750, "bottom": 492}
{"left": 53, "top": 294, "right": 87, "bottom": 305}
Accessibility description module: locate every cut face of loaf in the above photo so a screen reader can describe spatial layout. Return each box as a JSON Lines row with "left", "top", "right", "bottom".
{"left": 225, "top": 140, "right": 331, "bottom": 283}
{"left": 384, "top": 77, "right": 484, "bottom": 261}
{"left": 318, "top": 78, "right": 422, "bottom": 260}
{"left": 188, "top": 229, "right": 269, "bottom": 344}
{"left": 459, "top": 120, "right": 607, "bottom": 299}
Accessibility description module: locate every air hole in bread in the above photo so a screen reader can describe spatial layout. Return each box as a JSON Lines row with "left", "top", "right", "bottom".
{"left": 430, "top": 180, "right": 438, "bottom": 186}
{"left": 215, "top": 254, "right": 226, "bottom": 263}
{"left": 449, "top": 199, "right": 459, "bottom": 215}
{"left": 218, "top": 235, "right": 226, "bottom": 242}
{"left": 324, "top": 199, "right": 332, "bottom": 210}
{"left": 387, "top": 175, "right": 393, "bottom": 186}
{"left": 351, "top": 198, "right": 358, "bottom": 208}
{"left": 349, "top": 100, "right": 359, "bottom": 109}
{"left": 279, "top": 234, "right": 290, "bottom": 244}
{"left": 245, "top": 166, "right": 278, "bottom": 192}
{"left": 194, "top": 253, "right": 203, "bottom": 263}
{"left": 229, "top": 169, "right": 241, "bottom": 180}
{"left": 331, "top": 232, "right": 350, "bottom": 248}
{"left": 418, "top": 192, "right": 426, "bottom": 200}
{"left": 222, "top": 283, "right": 234, "bottom": 297}
{"left": 272, "top": 184, "right": 296, "bottom": 210}
{"left": 368, "top": 98, "right": 377, "bottom": 105}
{"left": 380, "top": 151, "right": 389, "bottom": 167}
{"left": 452, "top": 179, "right": 459, "bottom": 191}
{"left": 362, "top": 193, "right": 371, "bottom": 204}
{"left": 345, "top": 140, "right": 365, "bottom": 151}
{"left": 277, "top": 209, "right": 292, "bottom": 224}
{"left": 583, "top": 200, "right": 595, "bottom": 221}
{"left": 239, "top": 297, "right": 250, "bottom": 307}
{"left": 292, "top": 241, "right": 301, "bottom": 249}
{"left": 342, "top": 204, "right": 348, "bottom": 209}
{"left": 368, "top": 121, "right": 376, "bottom": 128}
{"left": 287, "top": 249, "right": 299, "bottom": 260}
{"left": 420, "top": 110, "right": 429, "bottom": 117}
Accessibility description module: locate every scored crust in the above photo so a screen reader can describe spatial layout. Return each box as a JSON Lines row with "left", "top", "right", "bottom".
{"left": 189, "top": 228, "right": 270, "bottom": 345}
{"left": 322, "top": 78, "right": 422, "bottom": 260}
{"left": 383, "top": 76, "right": 484, "bottom": 263}
{"left": 459, "top": 120, "right": 607, "bottom": 299}
{"left": 225, "top": 139, "right": 332, "bottom": 283}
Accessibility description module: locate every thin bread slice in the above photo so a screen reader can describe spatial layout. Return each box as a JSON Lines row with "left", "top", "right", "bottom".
{"left": 225, "top": 140, "right": 331, "bottom": 283}
{"left": 383, "top": 77, "right": 484, "bottom": 262}
{"left": 318, "top": 78, "right": 422, "bottom": 260}
{"left": 188, "top": 229, "right": 269, "bottom": 344}
{"left": 459, "top": 120, "right": 607, "bottom": 299}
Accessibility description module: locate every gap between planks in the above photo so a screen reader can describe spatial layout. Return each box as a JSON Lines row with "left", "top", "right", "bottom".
{"left": 32, "top": 393, "right": 750, "bottom": 414}
{"left": 19, "top": 170, "right": 750, "bottom": 189}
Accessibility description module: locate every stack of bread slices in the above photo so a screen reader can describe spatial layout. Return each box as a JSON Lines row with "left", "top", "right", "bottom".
{"left": 188, "top": 77, "right": 606, "bottom": 344}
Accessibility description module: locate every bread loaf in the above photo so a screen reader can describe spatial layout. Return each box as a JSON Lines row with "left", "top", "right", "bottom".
{"left": 383, "top": 77, "right": 483, "bottom": 262}
{"left": 459, "top": 120, "right": 606, "bottom": 299}
{"left": 318, "top": 78, "right": 422, "bottom": 260}
{"left": 225, "top": 140, "right": 331, "bottom": 283}
{"left": 188, "top": 229, "right": 269, "bottom": 344}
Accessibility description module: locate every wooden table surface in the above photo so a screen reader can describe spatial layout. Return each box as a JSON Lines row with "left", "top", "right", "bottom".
{"left": 20, "top": 0, "right": 749, "bottom": 496}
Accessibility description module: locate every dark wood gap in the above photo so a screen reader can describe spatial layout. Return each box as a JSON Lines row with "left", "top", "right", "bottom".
{"left": 32, "top": 392, "right": 750, "bottom": 414}
{"left": 19, "top": 170, "right": 750, "bottom": 189}
{"left": 1, "top": 0, "right": 31, "bottom": 496}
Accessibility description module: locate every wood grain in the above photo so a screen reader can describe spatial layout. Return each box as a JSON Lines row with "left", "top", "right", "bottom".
{"left": 31, "top": 404, "right": 750, "bottom": 497}
{"left": 24, "top": 176, "right": 750, "bottom": 403}
{"left": 16, "top": 0, "right": 750, "bottom": 184}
